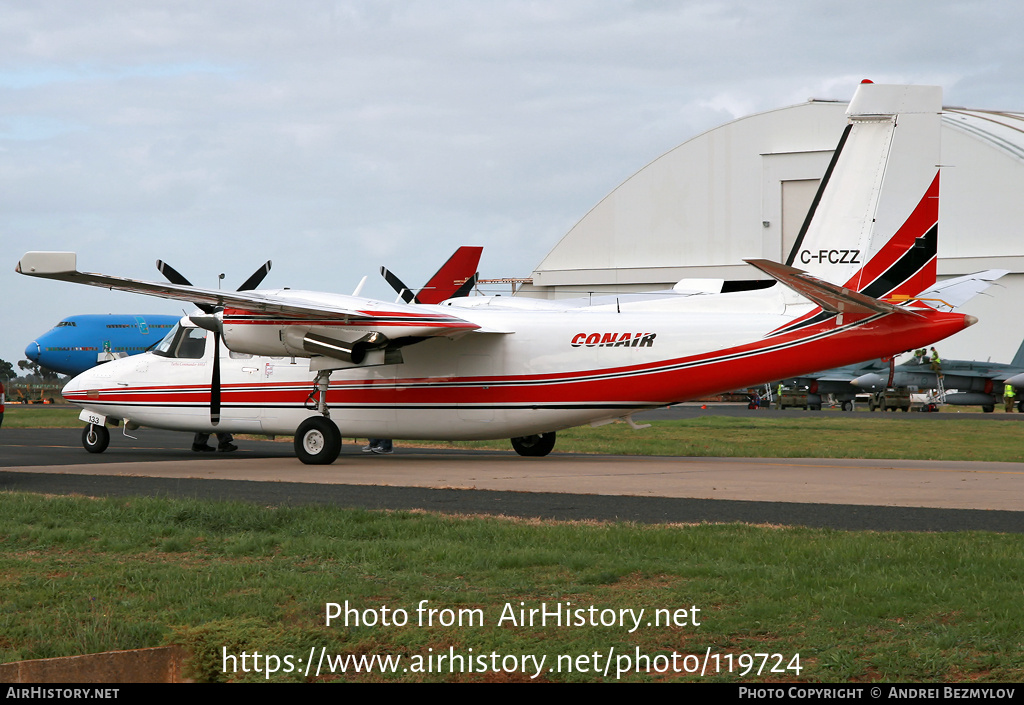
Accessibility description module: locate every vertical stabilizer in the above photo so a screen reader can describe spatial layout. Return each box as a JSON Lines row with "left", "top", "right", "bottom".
{"left": 419, "top": 246, "right": 483, "bottom": 303}
{"left": 1010, "top": 336, "right": 1024, "bottom": 369}
{"left": 785, "top": 82, "right": 942, "bottom": 300}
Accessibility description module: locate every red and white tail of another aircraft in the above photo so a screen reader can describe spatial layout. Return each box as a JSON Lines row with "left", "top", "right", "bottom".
{"left": 381, "top": 245, "right": 482, "bottom": 304}
{"left": 16, "top": 82, "right": 994, "bottom": 464}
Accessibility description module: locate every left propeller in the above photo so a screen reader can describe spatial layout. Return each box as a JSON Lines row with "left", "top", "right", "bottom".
{"left": 156, "top": 260, "right": 272, "bottom": 425}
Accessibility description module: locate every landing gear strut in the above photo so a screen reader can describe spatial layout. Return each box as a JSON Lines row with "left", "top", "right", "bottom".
{"left": 295, "top": 370, "right": 342, "bottom": 465}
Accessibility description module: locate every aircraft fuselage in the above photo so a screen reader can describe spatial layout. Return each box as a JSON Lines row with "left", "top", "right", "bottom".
{"left": 61, "top": 294, "right": 972, "bottom": 440}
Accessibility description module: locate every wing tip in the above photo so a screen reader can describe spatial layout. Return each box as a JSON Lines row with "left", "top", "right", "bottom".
{"left": 17, "top": 251, "right": 78, "bottom": 276}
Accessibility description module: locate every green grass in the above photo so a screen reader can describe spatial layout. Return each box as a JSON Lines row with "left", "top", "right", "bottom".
{"left": 2, "top": 405, "right": 81, "bottom": 428}
{"left": 4, "top": 406, "right": 1023, "bottom": 681}
{"left": 1, "top": 492, "right": 1022, "bottom": 682}
{"left": 408, "top": 415, "right": 1024, "bottom": 462}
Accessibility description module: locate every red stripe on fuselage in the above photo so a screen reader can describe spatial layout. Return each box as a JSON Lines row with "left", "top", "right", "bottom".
{"left": 69, "top": 309, "right": 969, "bottom": 410}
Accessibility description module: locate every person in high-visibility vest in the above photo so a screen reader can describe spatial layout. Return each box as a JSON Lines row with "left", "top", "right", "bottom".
{"left": 930, "top": 347, "right": 942, "bottom": 377}
{"left": 1004, "top": 383, "right": 1016, "bottom": 413}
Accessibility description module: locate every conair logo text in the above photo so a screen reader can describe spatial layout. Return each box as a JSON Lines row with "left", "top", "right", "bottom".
{"left": 799, "top": 249, "right": 861, "bottom": 265}
{"left": 571, "top": 333, "right": 656, "bottom": 348}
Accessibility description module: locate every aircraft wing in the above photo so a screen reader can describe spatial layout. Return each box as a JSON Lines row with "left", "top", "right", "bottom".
{"left": 744, "top": 259, "right": 911, "bottom": 316}
{"left": 16, "top": 251, "right": 480, "bottom": 333}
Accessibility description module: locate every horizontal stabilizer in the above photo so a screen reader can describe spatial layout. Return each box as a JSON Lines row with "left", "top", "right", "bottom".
{"left": 745, "top": 259, "right": 912, "bottom": 317}
{"left": 911, "top": 269, "right": 1009, "bottom": 312}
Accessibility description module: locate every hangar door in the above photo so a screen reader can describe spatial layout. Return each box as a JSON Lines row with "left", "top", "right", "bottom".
{"left": 781, "top": 179, "right": 820, "bottom": 262}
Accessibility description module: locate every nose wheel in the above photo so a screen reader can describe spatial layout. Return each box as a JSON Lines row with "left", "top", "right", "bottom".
{"left": 82, "top": 424, "right": 110, "bottom": 453}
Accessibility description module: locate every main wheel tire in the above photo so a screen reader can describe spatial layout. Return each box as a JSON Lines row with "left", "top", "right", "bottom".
{"left": 842, "top": 401, "right": 853, "bottom": 412}
{"left": 294, "top": 417, "right": 342, "bottom": 465}
{"left": 511, "top": 432, "right": 556, "bottom": 457}
{"left": 982, "top": 405, "right": 994, "bottom": 413}
{"left": 82, "top": 424, "right": 110, "bottom": 454}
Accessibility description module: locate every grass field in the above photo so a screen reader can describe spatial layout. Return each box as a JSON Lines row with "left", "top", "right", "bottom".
{"left": 3, "top": 405, "right": 1023, "bottom": 682}
{"left": 1, "top": 493, "right": 1022, "bottom": 683}
{"left": 5, "top": 404, "right": 1024, "bottom": 462}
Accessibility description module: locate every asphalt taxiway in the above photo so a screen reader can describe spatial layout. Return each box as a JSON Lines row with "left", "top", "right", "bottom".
{"left": 2, "top": 425, "right": 1022, "bottom": 532}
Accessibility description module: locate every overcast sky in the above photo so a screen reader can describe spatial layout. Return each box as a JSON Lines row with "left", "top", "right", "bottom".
{"left": 4, "top": 0, "right": 1024, "bottom": 367}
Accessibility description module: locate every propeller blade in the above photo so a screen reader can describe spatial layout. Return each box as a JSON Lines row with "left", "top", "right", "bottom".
{"left": 210, "top": 330, "right": 221, "bottom": 426}
{"left": 156, "top": 259, "right": 192, "bottom": 286}
{"left": 236, "top": 260, "right": 272, "bottom": 291}
{"left": 156, "top": 260, "right": 218, "bottom": 314}
{"left": 380, "top": 266, "right": 417, "bottom": 304}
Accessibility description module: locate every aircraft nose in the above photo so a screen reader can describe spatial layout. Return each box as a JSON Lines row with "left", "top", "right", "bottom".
{"left": 1005, "top": 372, "right": 1024, "bottom": 388}
{"left": 25, "top": 341, "right": 40, "bottom": 362}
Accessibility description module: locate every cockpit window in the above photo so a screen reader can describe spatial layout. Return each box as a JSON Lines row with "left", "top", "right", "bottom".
{"left": 151, "top": 324, "right": 208, "bottom": 359}
{"left": 151, "top": 324, "right": 180, "bottom": 355}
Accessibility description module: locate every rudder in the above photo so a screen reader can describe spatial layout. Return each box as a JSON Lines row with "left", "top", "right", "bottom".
{"left": 785, "top": 82, "right": 942, "bottom": 301}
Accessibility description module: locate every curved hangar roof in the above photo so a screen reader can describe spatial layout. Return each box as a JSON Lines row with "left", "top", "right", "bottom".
{"left": 530, "top": 100, "right": 1024, "bottom": 290}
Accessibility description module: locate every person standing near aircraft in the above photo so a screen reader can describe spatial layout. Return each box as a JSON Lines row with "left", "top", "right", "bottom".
{"left": 192, "top": 432, "right": 237, "bottom": 452}
{"left": 363, "top": 439, "right": 394, "bottom": 454}
{"left": 930, "top": 347, "right": 942, "bottom": 376}
{"left": 1004, "top": 383, "right": 1016, "bottom": 413}
{"left": 0, "top": 381, "right": 5, "bottom": 429}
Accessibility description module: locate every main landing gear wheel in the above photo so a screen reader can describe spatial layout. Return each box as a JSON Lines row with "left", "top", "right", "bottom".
{"left": 842, "top": 401, "right": 854, "bottom": 412}
{"left": 82, "top": 424, "right": 110, "bottom": 454}
{"left": 294, "top": 417, "right": 342, "bottom": 465}
{"left": 511, "top": 432, "right": 556, "bottom": 457}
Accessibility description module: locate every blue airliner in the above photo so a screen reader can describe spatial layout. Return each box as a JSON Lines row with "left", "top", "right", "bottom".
{"left": 25, "top": 314, "right": 180, "bottom": 376}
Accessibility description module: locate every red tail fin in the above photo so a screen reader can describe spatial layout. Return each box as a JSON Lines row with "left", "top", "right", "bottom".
{"left": 417, "top": 246, "right": 482, "bottom": 304}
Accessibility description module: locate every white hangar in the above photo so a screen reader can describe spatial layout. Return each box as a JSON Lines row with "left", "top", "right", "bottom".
{"left": 524, "top": 97, "right": 1024, "bottom": 362}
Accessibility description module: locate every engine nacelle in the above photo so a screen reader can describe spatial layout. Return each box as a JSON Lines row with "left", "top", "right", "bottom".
{"left": 220, "top": 319, "right": 390, "bottom": 366}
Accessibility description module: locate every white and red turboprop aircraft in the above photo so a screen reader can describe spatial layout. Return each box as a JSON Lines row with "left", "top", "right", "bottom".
{"left": 17, "top": 82, "right": 985, "bottom": 464}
